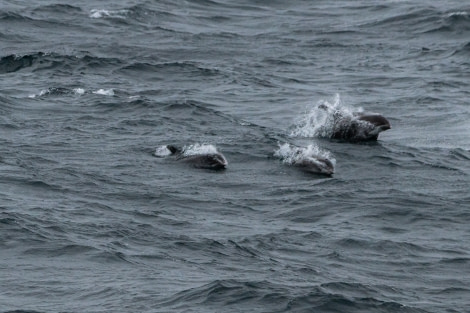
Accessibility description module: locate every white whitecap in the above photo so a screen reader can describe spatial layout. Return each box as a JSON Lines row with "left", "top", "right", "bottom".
{"left": 93, "top": 89, "right": 115, "bottom": 96}
{"left": 448, "top": 11, "right": 468, "bottom": 18}
{"left": 89, "top": 9, "right": 107, "bottom": 18}
{"left": 89, "top": 9, "right": 129, "bottom": 19}
{"left": 73, "top": 88, "right": 85, "bottom": 95}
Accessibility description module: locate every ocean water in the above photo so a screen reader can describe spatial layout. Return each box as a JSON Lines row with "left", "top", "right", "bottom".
{"left": 1, "top": 1, "right": 469, "bottom": 312}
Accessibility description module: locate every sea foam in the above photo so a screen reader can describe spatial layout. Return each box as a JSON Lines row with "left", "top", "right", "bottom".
{"left": 93, "top": 89, "right": 115, "bottom": 96}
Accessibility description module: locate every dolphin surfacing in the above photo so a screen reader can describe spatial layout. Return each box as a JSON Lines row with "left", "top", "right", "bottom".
{"left": 162, "top": 144, "right": 228, "bottom": 170}
{"left": 292, "top": 156, "right": 335, "bottom": 176}
{"left": 316, "top": 104, "right": 391, "bottom": 141}
{"left": 329, "top": 112, "right": 391, "bottom": 142}
{"left": 274, "top": 143, "right": 335, "bottom": 176}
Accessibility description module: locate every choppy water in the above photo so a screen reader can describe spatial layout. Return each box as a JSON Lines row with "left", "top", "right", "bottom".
{"left": 1, "top": 1, "right": 470, "bottom": 312}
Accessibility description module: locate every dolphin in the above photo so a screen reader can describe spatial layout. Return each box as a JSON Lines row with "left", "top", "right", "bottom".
{"left": 275, "top": 143, "right": 335, "bottom": 176}
{"left": 317, "top": 104, "right": 391, "bottom": 141}
{"left": 332, "top": 113, "right": 391, "bottom": 141}
{"left": 165, "top": 145, "right": 228, "bottom": 170}
{"left": 292, "top": 156, "right": 335, "bottom": 176}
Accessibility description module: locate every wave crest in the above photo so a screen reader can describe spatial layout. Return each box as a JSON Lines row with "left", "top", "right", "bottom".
{"left": 0, "top": 52, "right": 123, "bottom": 74}
{"left": 0, "top": 53, "right": 41, "bottom": 74}
{"left": 89, "top": 9, "right": 130, "bottom": 19}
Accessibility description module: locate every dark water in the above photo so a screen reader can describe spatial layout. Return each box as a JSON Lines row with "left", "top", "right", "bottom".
{"left": 1, "top": 1, "right": 470, "bottom": 312}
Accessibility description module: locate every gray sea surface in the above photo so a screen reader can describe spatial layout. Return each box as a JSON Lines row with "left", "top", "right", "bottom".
{"left": 1, "top": 1, "right": 469, "bottom": 312}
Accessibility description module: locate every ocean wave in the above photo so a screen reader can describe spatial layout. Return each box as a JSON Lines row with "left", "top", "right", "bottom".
{"left": 31, "top": 4, "right": 82, "bottom": 16}
{"left": 159, "top": 279, "right": 427, "bottom": 313}
{"left": 450, "top": 148, "right": 470, "bottom": 161}
{"left": 89, "top": 9, "right": 130, "bottom": 19}
{"left": 0, "top": 52, "right": 123, "bottom": 74}
{"left": 23, "top": 243, "right": 98, "bottom": 257}
{"left": 336, "top": 238, "right": 428, "bottom": 256}
{"left": 119, "top": 61, "right": 222, "bottom": 77}
{"left": 85, "top": 2, "right": 271, "bottom": 35}
{"left": 447, "top": 11, "right": 469, "bottom": 18}
{"left": 156, "top": 99, "right": 246, "bottom": 129}
{"left": 0, "top": 210, "right": 66, "bottom": 247}
{"left": 357, "top": 6, "right": 470, "bottom": 35}
{"left": 423, "top": 9, "right": 470, "bottom": 33}
{"left": 0, "top": 53, "right": 39, "bottom": 74}
{"left": 28, "top": 87, "right": 114, "bottom": 98}
{"left": 0, "top": 10, "right": 33, "bottom": 22}
{"left": 87, "top": 4, "right": 179, "bottom": 28}
{"left": 3, "top": 310, "right": 45, "bottom": 313}
{"left": 90, "top": 250, "right": 134, "bottom": 264}
{"left": 92, "top": 88, "right": 115, "bottom": 96}
{"left": 5, "top": 3, "right": 177, "bottom": 31}
{"left": 385, "top": 144, "right": 470, "bottom": 174}
{"left": 445, "top": 10, "right": 470, "bottom": 26}
{"left": 451, "top": 41, "right": 470, "bottom": 56}
{"left": 158, "top": 280, "right": 288, "bottom": 311}
{"left": 1, "top": 5, "right": 83, "bottom": 29}
{"left": 357, "top": 7, "right": 439, "bottom": 30}
{"left": 28, "top": 87, "right": 83, "bottom": 98}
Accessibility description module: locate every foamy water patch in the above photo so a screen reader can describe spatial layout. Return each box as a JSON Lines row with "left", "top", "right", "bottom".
{"left": 93, "top": 89, "right": 114, "bottom": 96}
{"left": 274, "top": 143, "right": 336, "bottom": 167}
{"left": 73, "top": 88, "right": 85, "bottom": 95}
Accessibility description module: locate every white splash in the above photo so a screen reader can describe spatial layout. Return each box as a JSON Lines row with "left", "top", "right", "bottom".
{"left": 154, "top": 145, "right": 173, "bottom": 157}
{"left": 28, "top": 89, "right": 48, "bottom": 98}
{"left": 289, "top": 94, "right": 361, "bottom": 138}
{"left": 182, "top": 143, "right": 219, "bottom": 156}
{"left": 28, "top": 87, "right": 86, "bottom": 98}
{"left": 73, "top": 88, "right": 85, "bottom": 95}
{"left": 89, "top": 9, "right": 129, "bottom": 19}
{"left": 93, "top": 89, "right": 115, "bottom": 96}
{"left": 274, "top": 143, "right": 335, "bottom": 166}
